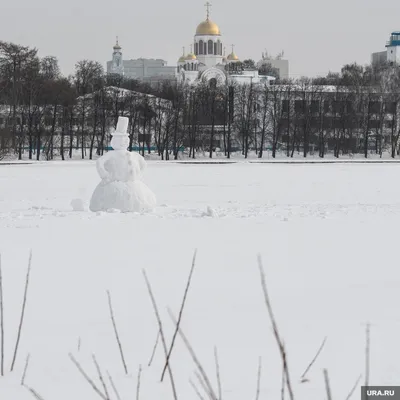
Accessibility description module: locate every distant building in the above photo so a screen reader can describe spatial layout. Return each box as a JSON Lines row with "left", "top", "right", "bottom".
{"left": 371, "top": 51, "right": 387, "bottom": 66}
{"left": 175, "top": 3, "right": 276, "bottom": 86}
{"left": 107, "top": 4, "right": 277, "bottom": 87}
{"left": 107, "top": 38, "right": 176, "bottom": 82}
{"left": 371, "top": 31, "right": 400, "bottom": 66}
{"left": 256, "top": 51, "right": 289, "bottom": 80}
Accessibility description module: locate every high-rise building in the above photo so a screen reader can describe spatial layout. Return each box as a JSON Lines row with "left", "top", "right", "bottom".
{"left": 371, "top": 31, "right": 400, "bottom": 66}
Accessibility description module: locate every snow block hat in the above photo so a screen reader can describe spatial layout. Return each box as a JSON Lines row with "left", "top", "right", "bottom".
{"left": 113, "top": 116, "right": 129, "bottom": 136}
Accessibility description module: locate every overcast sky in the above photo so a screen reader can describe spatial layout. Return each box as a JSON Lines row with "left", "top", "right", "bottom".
{"left": 1, "top": 0, "right": 398, "bottom": 78}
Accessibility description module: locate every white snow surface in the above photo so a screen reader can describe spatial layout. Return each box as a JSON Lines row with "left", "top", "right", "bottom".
{"left": 0, "top": 161, "right": 399, "bottom": 399}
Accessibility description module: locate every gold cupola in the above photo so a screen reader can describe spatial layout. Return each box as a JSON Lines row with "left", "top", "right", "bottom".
{"left": 195, "top": 2, "right": 221, "bottom": 36}
{"left": 178, "top": 47, "right": 186, "bottom": 63}
{"left": 227, "top": 44, "right": 239, "bottom": 61}
{"left": 185, "top": 45, "right": 197, "bottom": 61}
{"left": 113, "top": 36, "right": 121, "bottom": 50}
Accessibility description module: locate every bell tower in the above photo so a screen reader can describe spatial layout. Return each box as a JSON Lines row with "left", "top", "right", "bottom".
{"left": 111, "top": 37, "right": 124, "bottom": 76}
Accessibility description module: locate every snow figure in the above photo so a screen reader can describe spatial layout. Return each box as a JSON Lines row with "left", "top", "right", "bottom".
{"left": 89, "top": 116, "right": 156, "bottom": 213}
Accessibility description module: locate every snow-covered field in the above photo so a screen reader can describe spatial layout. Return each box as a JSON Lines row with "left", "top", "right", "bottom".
{"left": 0, "top": 161, "right": 399, "bottom": 399}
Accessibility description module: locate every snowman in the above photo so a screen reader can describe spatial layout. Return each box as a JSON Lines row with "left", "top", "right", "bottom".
{"left": 89, "top": 116, "right": 156, "bottom": 213}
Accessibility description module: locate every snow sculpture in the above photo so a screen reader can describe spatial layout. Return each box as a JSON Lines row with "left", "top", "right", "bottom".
{"left": 89, "top": 116, "right": 156, "bottom": 213}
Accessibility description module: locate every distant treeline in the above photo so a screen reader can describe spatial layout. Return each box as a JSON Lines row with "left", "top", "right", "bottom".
{"left": 1, "top": 40, "right": 400, "bottom": 160}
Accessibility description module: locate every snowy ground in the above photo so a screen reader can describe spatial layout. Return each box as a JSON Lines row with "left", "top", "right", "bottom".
{"left": 0, "top": 161, "right": 399, "bottom": 399}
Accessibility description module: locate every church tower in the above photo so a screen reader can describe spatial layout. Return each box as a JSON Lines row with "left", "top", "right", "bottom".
{"left": 111, "top": 37, "right": 124, "bottom": 76}
{"left": 193, "top": 2, "right": 223, "bottom": 68}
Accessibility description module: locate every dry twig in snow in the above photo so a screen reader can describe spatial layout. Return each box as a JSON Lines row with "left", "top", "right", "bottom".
{"left": 168, "top": 309, "right": 218, "bottom": 400}
{"left": 255, "top": 356, "right": 262, "bottom": 400}
{"left": 214, "top": 346, "right": 222, "bottom": 400}
{"left": 107, "top": 371, "right": 122, "bottom": 400}
{"left": 136, "top": 364, "right": 142, "bottom": 400}
{"left": 190, "top": 378, "right": 206, "bottom": 400}
{"left": 300, "top": 336, "right": 327, "bottom": 382}
{"left": 147, "top": 329, "right": 160, "bottom": 367}
{"left": 69, "top": 353, "right": 107, "bottom": 400}
{"left": 107, "top": 290, "right": 128, "bottom": 374}
{"left": 25, "top": 385, "right": 46, "bottom": 400}
{"left": 257, "top": 255, "right": 294, "bottom": 400}
{"left": 161, "top": 249, "right": 197, "bottom": 381}
{"left": 323, "top": 368, "right": 332, "bottom": 400}
{"left": 92, "top": 354, "right": 110, "bottom": 400}
{"left": 365, "top": 322, "right": 370, "bottom": 388}
{"left": 142, "top": 269, "right": 178, "bottom": 400}
{"left": 345, "top": 373, "right": 362, "bottom": 400}
{"left": 21, "top": 353, "right": 31, "bottom": 385}
{"left": 11, "top": 250, "right": 33, "bottom": 372}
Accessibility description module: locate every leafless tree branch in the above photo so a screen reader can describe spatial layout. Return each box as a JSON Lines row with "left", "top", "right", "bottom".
{"left": 106, "top": 371, "right": 121, "bottom": 400}
{"left": 300, "top": 336, "right": 327, "bottom": 382}
{"left": 323, "top": 368, "right": 332, "bottom": 400}
{"left": 136, "top": 364, "right": 142, "bottom": 400}
{"left": 142, "top": 269, "right": 178, "bottom": 400}
{"left": 345, "top": 373, "right": 362, "bottom": 400}
{"left": 161, "top": 249, "right": 197, "bottom": 381}
{"left": 92, "top": 354, "right": 110, "bottom": 400}
{"left": 147, "top": 329, "right": 160, "bottom": 367}
{"left": 255, "top": 356, "right": 262, "bottom": 400}
{"left": 190, "top": 378, "right": 206, "bottom": 400}
{"left": 11, "top": 250, "right": 33, "bottom": 372}
{"left": 257, "top": 255, "right": 294, "bottom": 400}
{"left": 168, "top": 308, "right": 217, "bottom": 400}
{"left": 214, "top": 346, "right": 222, "bottom": 400}
{"left": 106, "top": 290, "right": 128, "bottom": 375}
{"left": 21, "top": 353, "right": 30, "bottom": 385}
{"left": 69, "top": 353, "right": 107, "bottom": 400}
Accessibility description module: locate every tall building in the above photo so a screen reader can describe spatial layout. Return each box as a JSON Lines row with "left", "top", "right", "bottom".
{"left": 371, "top": 31, "right": 400, "bottom": 66}
{"left": 106, "top": 39, "right": 176, "bottom": 81}
{"left": 109, "top": 38, "right": 124, "bottom": 75}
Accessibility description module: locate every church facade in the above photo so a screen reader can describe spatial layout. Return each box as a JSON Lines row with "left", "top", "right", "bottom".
{"left": 108, "top": 3, "right": 275, "bottom": 86}
{"left": 176, "top": 3, "right": 274, "bottom": 86}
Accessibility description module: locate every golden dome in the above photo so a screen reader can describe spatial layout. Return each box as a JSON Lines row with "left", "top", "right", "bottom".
{"left": 178, "top": 55, "right": 186, "bottom": 63}
{"left": 196, "top": 19, "right": 221, "bottom": 35}
{"left": 185, "top": 53, "right": 197, "bottom": 60}
{"left": 227, "top": 52, "right": 239, "bottom": 61}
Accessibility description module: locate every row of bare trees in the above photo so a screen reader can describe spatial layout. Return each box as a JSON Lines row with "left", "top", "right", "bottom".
{"left": 2, "top": 40, "right": 400, "bottom": 160}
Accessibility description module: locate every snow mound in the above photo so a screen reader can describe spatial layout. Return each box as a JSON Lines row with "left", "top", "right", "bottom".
{"left": 204, "top": 205, "right": 218, "bottom": 217}
{"left": 70, "top": 198, "right": 85, "bottom": 212}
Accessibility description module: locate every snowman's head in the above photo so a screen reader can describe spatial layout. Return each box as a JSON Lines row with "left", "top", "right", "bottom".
{"left": 111, "top": 133, "right": 130, "bottom": 151}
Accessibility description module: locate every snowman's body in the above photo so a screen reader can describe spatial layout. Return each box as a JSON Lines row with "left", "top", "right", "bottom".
{"left": 89, "top": 117, "right": 156, "bottom": 213}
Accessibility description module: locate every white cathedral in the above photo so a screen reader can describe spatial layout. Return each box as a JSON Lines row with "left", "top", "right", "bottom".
{"left": 108, "top": 3, "right": 275, "bottom": 86}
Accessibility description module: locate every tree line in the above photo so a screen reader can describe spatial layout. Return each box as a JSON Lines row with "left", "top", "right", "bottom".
{"left": 1, "top": 40, "right": 400, "bottom": 161}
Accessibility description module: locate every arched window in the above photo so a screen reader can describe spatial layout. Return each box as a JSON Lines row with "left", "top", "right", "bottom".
{"left": 194, "top": 43, "right": 198, "bottom": 55}
{"left": 209, "top": 78, "right": 217, "bottom": 88}
{"left": 204, "top": 42, "right": 207, "bottom": 54}
{"left": 217, "top": 41, "right": 221, "bottom": 55}
{"left": 214, "top": 43, "right": 217, "bottom": 55}
{"left": 208, "top": 40, "right": 213, "bottom": 54}
{"left": 219, "top": 42, "right": 222, "bottom": 55}
{"left": 199, "top": 40, "right": 204, "bottom": 55}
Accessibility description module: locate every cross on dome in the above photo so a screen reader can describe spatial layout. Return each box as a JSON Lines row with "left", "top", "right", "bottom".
{"left": 205, "top": 1, "right": 212, "bottom": 20}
